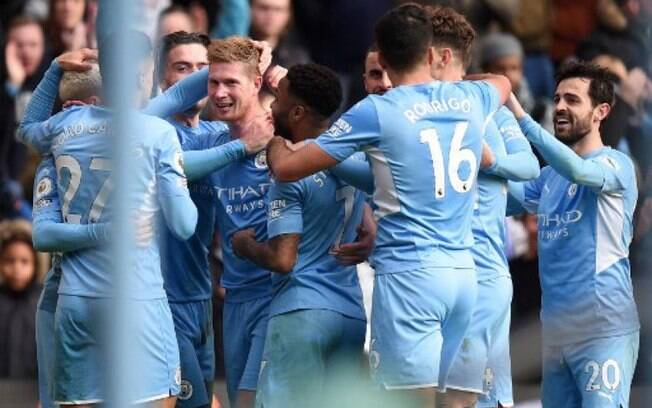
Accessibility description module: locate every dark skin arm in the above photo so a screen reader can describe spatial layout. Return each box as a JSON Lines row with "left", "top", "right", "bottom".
{"left": 332, "top": 203, "right": 376, "bottom": 265}
{"left": 267, "top": 136, "right": 338, "bottom": 182}
{"left": 231, "top": 228, "right": 300, "bottom": 274}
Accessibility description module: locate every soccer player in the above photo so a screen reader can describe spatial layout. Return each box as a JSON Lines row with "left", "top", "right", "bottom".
{"left": 363, "top": 44, "right": 392, "bottom": 96}
{"left": 20, "top": 33, "right": 198, "bottom": 407}
{"left": 230, "top": 63, "right": 367, "bottom": 408}
{"left": 506, "top": 62, "right": 639, "bottom": 408}
{"left": 155, "top": 31, "right": 271, "bottom": 408}
{"left": 265, "top": 4, "right": 511, "bottom": 406}
{"left": 423, "top": 7, "right": 540, "bottom": 408}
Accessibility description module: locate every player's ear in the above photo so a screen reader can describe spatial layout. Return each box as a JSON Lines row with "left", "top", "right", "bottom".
{"left": 594, "top": 102, "right": 611, "bottom": 122}
{"left": 253, "top": 74, "right": 263, "bottom": 93}
{"left": 291, "top": 104, "right": 305, "bottom": 122}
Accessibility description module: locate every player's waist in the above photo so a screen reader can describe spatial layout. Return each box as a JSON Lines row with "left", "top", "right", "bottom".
{"left": 371, "top": 246, "right": 475, "bottom": 274}
{"left": 223, "top": 275, "right": 272, "bottom": 303}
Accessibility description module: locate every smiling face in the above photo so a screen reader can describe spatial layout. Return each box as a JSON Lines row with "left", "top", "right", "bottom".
{"left": 161, "top": 43, "right": 209, "bottom": 113}
{"left": 207, "top": 61, "right": 262, "bottom": 123}
{"left": 553, "top": 78, "right": 599, "bottom": 146}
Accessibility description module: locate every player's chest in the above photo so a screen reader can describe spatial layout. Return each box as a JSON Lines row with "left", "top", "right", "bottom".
{"left": 536, "top": 176, "right": 596, "bottom": 240}
{"left": 212, "top": 152, "right": 271, "bottom": 214}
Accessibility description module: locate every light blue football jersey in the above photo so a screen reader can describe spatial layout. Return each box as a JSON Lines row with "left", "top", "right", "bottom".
{"left": 315, "top": 81, "right": 500, "bottom": 273}
{"left": 213, "top": 149, "right": 272, "bottom": 301}
{"left": 33, "top": 157, "right": 63, "bottom": 313}
{"left": 266, "top": 169, "right": 366, "bottom": 320}
{"left": 519, "top": 146, "right": 639, "bottom": 345}
{"left": 48, "top": 106, "right": 191, "bottom": 299}
{"left": 473, "top": 107, "right": 535, "bottom": 281}
{"left": 161, "top": 119, "right": 229, "bottom": 302}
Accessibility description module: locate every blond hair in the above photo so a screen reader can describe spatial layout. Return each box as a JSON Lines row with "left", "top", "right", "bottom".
{"left": 59, "top": 62, "right": 102, "bottom": 102}
{"left": 208, "top": 36, "right": 260, "bottom": 76}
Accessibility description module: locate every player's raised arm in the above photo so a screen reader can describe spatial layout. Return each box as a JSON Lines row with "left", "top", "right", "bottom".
{"left": 483, "top": 107, "right": 540, "bottom": 182}
{"left": 465, "top": 72, "right": 512, "bottom": 106}
{"left": 330, "top": 154, "right": 374, "bottom": 195}
{"left": 142, "top": 67, "right": 209, "bottom": 118}
{"left": 156, "top": 128, "right": 198, "bottom": 240}
{"left": 31, "top": 158, "right": 110, "bottom": 252}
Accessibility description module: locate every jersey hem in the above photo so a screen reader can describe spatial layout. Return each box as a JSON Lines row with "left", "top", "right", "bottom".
{"left": 542, "top": 326, "right": 640, "bottom": 346}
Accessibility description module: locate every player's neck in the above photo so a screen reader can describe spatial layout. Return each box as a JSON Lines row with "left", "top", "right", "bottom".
{"left": 439, "top": 64, "right": 464, "bottom": 82}
{"left": 292, "top": 121, "right": 329, "bottom": 143}
{"left": 228, "top": 103, "right": 266, "bottom": 139}
{"left": 173, "top": 112, "right": 200, "bottom": 128}
{"left": 572, "top": 129, "right": 605, "bottom": 156}
{"left": 387, "top": 65, "right": 434, "bottom": 87}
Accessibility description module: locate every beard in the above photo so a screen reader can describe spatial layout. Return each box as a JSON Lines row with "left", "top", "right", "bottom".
{"left": 554, "top": 111, "right": 592, "bottom": 146}
{"left": 271, "top": 111, "right": 293, "bottom": 141}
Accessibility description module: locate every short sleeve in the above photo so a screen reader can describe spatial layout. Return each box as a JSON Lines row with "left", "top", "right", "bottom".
{"left": 32, "top": 157, "right": 63, "bottom": 223}
{"left": 315, "top": 98, "right": 381, "bottom": 162}
{"left": 465, "top": 80, "right": 501, "bottom": 119}
{"left": 267, "top": 180, "right": 304, "bottom": 239}
{"left": 157, "top": 127, "right": 190, "bottom": 197}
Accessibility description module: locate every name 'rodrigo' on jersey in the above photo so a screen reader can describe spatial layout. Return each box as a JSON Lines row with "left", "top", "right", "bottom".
{"left": 315, "top": 81, "right": 500, "bottom": 274}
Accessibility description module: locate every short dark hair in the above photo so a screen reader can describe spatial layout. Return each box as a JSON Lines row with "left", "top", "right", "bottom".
{"left": 286, "top": 63, "right": 342, "bottom": 119}
{"left": 156, "top": 31, "right": 210, "bottom": 80}
{"left": 555, "top": 61, "right": 618, "bottom": 107}
{"left": 426, "top": 6, "right": 476, "bottom": 68}
{"left": 374, "top": 3, "right": 433, "bottom": 72}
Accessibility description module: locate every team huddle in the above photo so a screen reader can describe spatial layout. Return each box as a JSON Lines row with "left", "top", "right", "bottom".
{"left": 20, "top": 3, "right": 639, "bottom": 408}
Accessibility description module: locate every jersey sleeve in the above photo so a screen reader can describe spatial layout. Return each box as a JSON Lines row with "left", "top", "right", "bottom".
{"left": 330, "top": 152, "right": 374, "bottom": 194}
{"left": 465, "top": 80, "right": 501, "bottom": 119}
{"left": 16, "top": 61, "right": 63, "bottom": 154}
{"left": 266, "top": 180, "right": 304, "bottom": 239}
{"left": 485, "top": 107, "right": 540, "bottom": 181}
{"left": 32, "top": 157, "right": 62, "bottom": 223}
{"left": 507, "top": 168, "right": 547, "bottom": 216}
{"left": 519, "top": 114, "right": 630, "bottom": 193}
{"left": 142, "top": 68, "right": 209, "bottom": 118}
{"left": 315, "top": 98, "right": 381, "bottom": 162}
{"left": 156, "top": 127, "right": 198, "bottom": 240}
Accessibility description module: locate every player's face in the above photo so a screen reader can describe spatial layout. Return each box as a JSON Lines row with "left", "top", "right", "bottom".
{"left": 161, "top": 43, "right": 209, "bottom": 113}
{"left": 553, "top": 78, "right": 595, "bottom": 145}
{"left": 208, "top": 62, "right": 261, "bottom": 123}
{"left": 270, "top": 77, "right": 293, "bottom": 140}
{"left": 0, "top": 241, "right": 35, "bottom": 293}
{"left": 486, "top": 55, "right": 523, "bottom": 91}
{"left": 363, "top": 52, "right": 392, "bottom": 95}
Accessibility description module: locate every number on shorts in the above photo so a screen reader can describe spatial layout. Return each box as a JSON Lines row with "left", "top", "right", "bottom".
{"left": 585, "top": 359, "right": 621, "bottom": 392}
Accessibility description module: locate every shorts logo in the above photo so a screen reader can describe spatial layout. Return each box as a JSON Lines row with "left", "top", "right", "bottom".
{"left": 483, "top": 368, "right": 494, "bottom": 393}
{"left": 175, "top": 367, "right": 181, "bottom": 385}
{"left": 369, "top": 339, "right": 380, "bottom": 371}
{"left": 35, "top": 177, "right": 53, "bottom": 199}
{"left": 179, "top": 380, "right": 193, "bottom": 400}
{"left": 254, "top": 151, "right": 268, "bottom": 169}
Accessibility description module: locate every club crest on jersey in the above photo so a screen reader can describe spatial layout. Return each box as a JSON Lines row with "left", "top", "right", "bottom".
{"left": 568, "top": 183, "right": 578, "bottom": 197}
{"left": 178, "top": 380, "right": 193, "bottom": 400}
{"left": 173, "top": 151, "right": 185, "bottom": 174}
{"left": 254, "top": 151, "right": 268, "bottom": 169}
{"left": 35, "top": 177, "right": 53, "bottom": 199}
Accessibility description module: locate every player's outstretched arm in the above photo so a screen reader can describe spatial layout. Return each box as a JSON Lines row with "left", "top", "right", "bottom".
{"left": 483, "top": 108, "right": 540, "bottom": 181}
{"left": 142, "top": 68, "right": 208, "bottom": 118}
{"left": 330, "top": 155, "right": 374, "bottom": 194}
{"left": 267, "top": 137, "right": 338, "bottom": 182}
{"left": 507, "top": 94, "right": 625, "bottom": 192}
{"left": 232, "top": 229, "right": 300, "bottom": 274}
{"left": 183, "top": 142, "right": 246, "bottom": 181}
{"left": 157, "top": 129, "right": 198, "bottom": 240}
{"left": 465, "top": 73, "right": 512, "bottom": 105}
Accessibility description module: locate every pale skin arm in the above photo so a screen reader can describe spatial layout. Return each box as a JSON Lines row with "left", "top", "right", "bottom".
{"left": 267, "top": 136, "right": 338, "bottom": 182}
{"left": 464, "top": 73, "right": 512, "bottom": 105}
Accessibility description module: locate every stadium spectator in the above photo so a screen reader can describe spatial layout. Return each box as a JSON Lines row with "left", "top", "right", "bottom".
{"left": 156, "top": 5, "right": 195, "bottom": 39}
{"left": 0, "top": 219, "right": 41, "bottom": 378}
{"left": 0, "top": 16, "right": 48, "bottom": 220}
{"left": 47, "top": 0, "right": 94, "bottom": 55}
{"left": 480, "top": 32, "right": 554, "bottom": 133}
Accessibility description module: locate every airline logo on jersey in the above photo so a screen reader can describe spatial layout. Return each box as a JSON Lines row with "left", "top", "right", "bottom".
{"left": 215, "top": 183, "right": 271, "bottom": 215}
{"left": 326, "top": 119, "right": 352, "bottom": 138}
{"left": 254, "top": 150, "right": 268, "bottom": 169}
{"left": 537, "top": 210, "right": 583, "bottom": 240}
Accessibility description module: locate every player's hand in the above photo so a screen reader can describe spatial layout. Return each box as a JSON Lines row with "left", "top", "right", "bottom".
{"left": 332, "top": 223, "right": 376, "bottom": 265}
{"left": 265, "top": 65, "right": 288, "bottom": 93}
{"left": 5, "top": 40, "right": 26, "bottom": 87}
{"left": 232, "top": 228, "right": 256, "bottom": 258}
{"left": 505, "top": 92, "right": 526, "bottom": 119}
{"left": 252, "top": 40, "right": 273, "bottom": 75}
{"left": 57, "top": 48, "right": 98, "bottom": 72}
{"left": 241, "top": 112, "right": 274, "bottom": 154}
{"left": 480, "top": 141, "right": 496, "bottom": 169}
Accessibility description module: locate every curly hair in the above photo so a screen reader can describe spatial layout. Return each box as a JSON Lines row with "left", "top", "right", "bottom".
{"left": 208, "top": 36, "right": 260, "bottom": 76}
{"left": 286, "top": 63, "right": 342, "bottom": 119}
{"left": 426, "top": 5, "right": 476, "bottom": 68}
{"left": 555, "top": 61, "right": 618, "bottom": 107}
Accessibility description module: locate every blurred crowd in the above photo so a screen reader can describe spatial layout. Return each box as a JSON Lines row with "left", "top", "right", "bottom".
{"left": 0, "top": 0, "right": 651, "bottom": 385}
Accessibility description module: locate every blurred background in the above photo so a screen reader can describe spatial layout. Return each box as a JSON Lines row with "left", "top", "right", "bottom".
{"left": 0, "top": 0, "right": 651, "bottom": 407}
